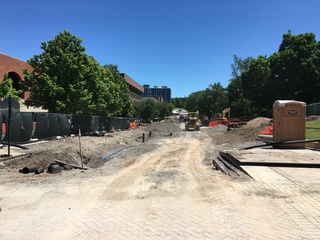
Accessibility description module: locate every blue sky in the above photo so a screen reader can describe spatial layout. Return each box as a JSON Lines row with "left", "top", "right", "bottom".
{"left": 1, "top": 0, "right": 320, "bottom": 98}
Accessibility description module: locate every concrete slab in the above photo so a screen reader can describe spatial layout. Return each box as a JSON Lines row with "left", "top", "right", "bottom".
{"left": 223, "top": 148, "right": 320, "bottom": 184}
{"left": 242, "top": 166, "right": 320, "bottom": 184}
{"left": 225, "top": 148, "right": 320, "bottom": 165}
{"left": 272, "top": 167, "right": 320, "bottom": 184}
{"left": 241, "top": 166, "right": 293, "bottom": 183}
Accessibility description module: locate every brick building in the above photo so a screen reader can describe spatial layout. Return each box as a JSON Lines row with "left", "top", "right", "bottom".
{"left": 0, "top": 53, "right": 33, "bottom": 99}
{"left": 120, "top": 73, "right": 144, "bottom": 102}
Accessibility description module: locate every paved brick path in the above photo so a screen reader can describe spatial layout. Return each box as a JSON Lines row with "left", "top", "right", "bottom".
{"left": 1, "top": 178, "right": 319, "bottom": 239}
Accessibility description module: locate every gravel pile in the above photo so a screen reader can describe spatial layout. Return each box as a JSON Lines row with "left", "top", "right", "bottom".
{"left": 209, "top": 124, "right": 229, "bottom": 132}
{"left": 244, "top": 117, "right": 272, "bottom": 128}
{"left": 143, "top": 121, "right": 183, "bottom": 134}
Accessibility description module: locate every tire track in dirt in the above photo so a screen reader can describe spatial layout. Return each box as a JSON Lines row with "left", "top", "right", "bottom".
{"left": 100, "top": 130, "right": 219, "bottom": 201}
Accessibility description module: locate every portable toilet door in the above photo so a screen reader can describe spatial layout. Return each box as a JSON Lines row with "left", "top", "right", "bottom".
{"left": 273, "top": 100, "right": 306, "bottom": 148}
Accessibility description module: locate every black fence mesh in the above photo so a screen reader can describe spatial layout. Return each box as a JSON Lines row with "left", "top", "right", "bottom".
{"left": 0, "top": 111, "right": 136, "bottom": 143}
{"left": 3, "top": 112, "right": 34, "bottom": 143}
{"left": 306, "top": 103, "right": 320, "bottom": 116}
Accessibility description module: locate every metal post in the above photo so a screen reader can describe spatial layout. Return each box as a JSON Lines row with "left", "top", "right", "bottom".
{"left": 78, "top": 129, "right": 83, "bottom": 169}
{"left": 7, "top": 97, "right": 11, "bottom": 157}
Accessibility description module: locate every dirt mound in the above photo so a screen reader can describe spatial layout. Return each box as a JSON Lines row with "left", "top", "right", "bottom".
{"left": 307, "top": 115, "right": 320, "bottom": 121}
{"left": 210, "top": 117, "right": 272, "bottom": 148}
{"left": 244, "top": 117, "right": 272, "bottom": 128}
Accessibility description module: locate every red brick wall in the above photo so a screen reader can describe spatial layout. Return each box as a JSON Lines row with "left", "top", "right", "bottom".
{"left": 0, "top": 53, "right": 33, "bottom": 99}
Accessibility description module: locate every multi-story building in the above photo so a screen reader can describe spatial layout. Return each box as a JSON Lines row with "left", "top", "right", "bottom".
{"left": 142, "top": 85, "right": 171, "bottom": 103}
{"left": 120, "top": 73, "right": 144, "bottom": 102}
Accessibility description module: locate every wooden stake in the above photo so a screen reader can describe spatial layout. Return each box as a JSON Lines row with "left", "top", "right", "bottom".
{"left": 78, "top": 129, "right": 83, "bottom": 169}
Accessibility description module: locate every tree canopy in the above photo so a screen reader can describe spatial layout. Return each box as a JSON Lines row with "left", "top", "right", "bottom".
{"left": 103, "top": 64, "right": 134, "bottom": 117}
{"left": 185, "top": 84, "right": 228, "bottom": 119}
{"left": 183, "top": 31, "right": 320, "bottom": 119}
{"left": 240, "top": 31, "right": 320, "bottom": 115}
{"left": 227, "top": 55, "right": 253, "bottom": 117}
{"left": 269, "top": 31, "right": 320, "bottom": 103}
{"left": 0, "top": 73, "right": 22, "bottom": 100}
{"left": 22, "top": 31, "right": 129, "bottom": 116}
{"left": 134, "top": 98, "right": 174, "bottom": 122}
{"left": 185, "top": 91, "right": 204, "bottom": 113}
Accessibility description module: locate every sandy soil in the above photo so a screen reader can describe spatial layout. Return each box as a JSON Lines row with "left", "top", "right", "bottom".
{"left": 0, "top": 117, "right": 272, "bottom": 188}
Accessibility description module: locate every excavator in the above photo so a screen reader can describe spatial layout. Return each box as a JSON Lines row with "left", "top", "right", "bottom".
{"left": 208, "top": 108, "right": 230, "bottom": 128}
{"left": 218, "top": 108, "right": 230, "bottom": 125}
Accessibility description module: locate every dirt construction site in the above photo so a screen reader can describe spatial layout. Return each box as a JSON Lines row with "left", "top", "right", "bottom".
{"left": 0, "top": 117, "right": 320, "bottom": 239}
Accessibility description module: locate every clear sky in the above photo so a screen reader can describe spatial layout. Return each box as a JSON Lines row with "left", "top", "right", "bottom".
{"left": 1, "top": 0, "right": 320, "bottom": 98}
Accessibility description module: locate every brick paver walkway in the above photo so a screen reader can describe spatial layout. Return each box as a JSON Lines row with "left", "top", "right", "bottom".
{"left": 0, "top": 178, "right": 319, "bottom": 239}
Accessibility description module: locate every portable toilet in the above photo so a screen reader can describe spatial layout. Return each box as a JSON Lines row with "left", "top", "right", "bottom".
{"left": 273, "top": 100, "right": 306, "bottom": 148}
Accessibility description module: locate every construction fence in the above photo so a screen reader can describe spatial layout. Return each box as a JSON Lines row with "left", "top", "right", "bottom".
{"left": 0, "top": 112, "right": 139, "bottom": 143}
{"left": 306, "top": 103, "right": 320, "bottom": 116}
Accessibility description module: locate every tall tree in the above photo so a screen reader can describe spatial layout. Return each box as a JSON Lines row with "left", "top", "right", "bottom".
{"left": 171, "top": 97, "right": 187, "bottom": 108}
{"left": 199, "top": 83, "right": 228, "bottom": 119}
{"left": 185, "top": 90, "right": 204, "bottom": 112}
{"left": 231, "top": 55, "right": 253, "bottom": 78}
{"left": 269, "top": 31, "right": 320, "bottom": 103}
{"left": 134, "top": 98, "right": 160, "bottom": 122}
{"left": 22, "top": 30, "right": 122, "bottom": 115}
{"left": 104, "top": 64, "right": 134, "bottom": 117}
{"left": 227, "top": 55, "right": 253, "bottom": 117}
{"left": 242, "top": 55, "right": 272, "bottom": 115}
{"left": 158, "top": 101, "right": 175, "bottom": 119}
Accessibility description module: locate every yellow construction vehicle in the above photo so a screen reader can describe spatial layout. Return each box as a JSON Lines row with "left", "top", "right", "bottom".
{"left": 212, "top": 108, "right": 230, "bottom": 126}
{"left": 185, "top": 111, "right": 201, "bottom": 131}
{"left": 221, "top": 108, "right": 230, "bottom": 124}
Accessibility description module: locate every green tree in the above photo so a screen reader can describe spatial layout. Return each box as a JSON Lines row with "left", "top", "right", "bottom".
{"left": 0, "top": 73, "right": 22, "bottom": 100}
{"left": 185, "top": 90, "right": 204, "bottom": 112}
{"left": 242, "top": 55, "right": 272, "bottom": 115}
{"left": 158, "top": 101, "right": 175, "bottom": 119}
{"left": 227, "top": 77, "right": 253, "bottom": 118}
{"left": 269, "top": 31, "right": 320, "bottom": 103}
{"left": 22, "top": 30, "right": 122, "bottom": 115}
{"left": 199, "top": 83, "right": 228, "bottom": 119}
{"left": 171, "top": 97, "right": 186, "bottom": 108}
{"left": 134, "top": 98, "right": 174, "bottom": 122}
{"left": 104, "top": 64, "right": 134, "bottom": 117}
{"left": 227, "top": 55, "right": 253, "bottom": 117}
{"left": 134, "top": 98, "right": 160, "bottom": 122}
{"left": 231, "top": 55, "right": 253, "bottom": 78}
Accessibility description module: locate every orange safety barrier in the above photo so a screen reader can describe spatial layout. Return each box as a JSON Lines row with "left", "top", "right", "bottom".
{"left": 1, "top": 123, "right": 6, "bottom": 140}
{"left": 2, "top": 123, "right": 6, "bottom": 133}
{"left": 261, "top": 125, "right": 273, "bottom": 135}
{"left": 208, "top": 120, "right": 222, "bottom": 128}
{"left": 129, "top": 122, "right": 137, "bottom": 129}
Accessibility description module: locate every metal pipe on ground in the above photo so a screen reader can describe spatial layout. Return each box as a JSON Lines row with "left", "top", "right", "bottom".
{"left": 21, "top": 166, "right": 39, "bottom": 174}
{"left": 241, "top": 139, "right": 320, "bottom": 150}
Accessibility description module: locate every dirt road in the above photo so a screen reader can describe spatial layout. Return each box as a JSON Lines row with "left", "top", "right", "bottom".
{"left": 101, "top": 130, "right": 227, "bottom": 201}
